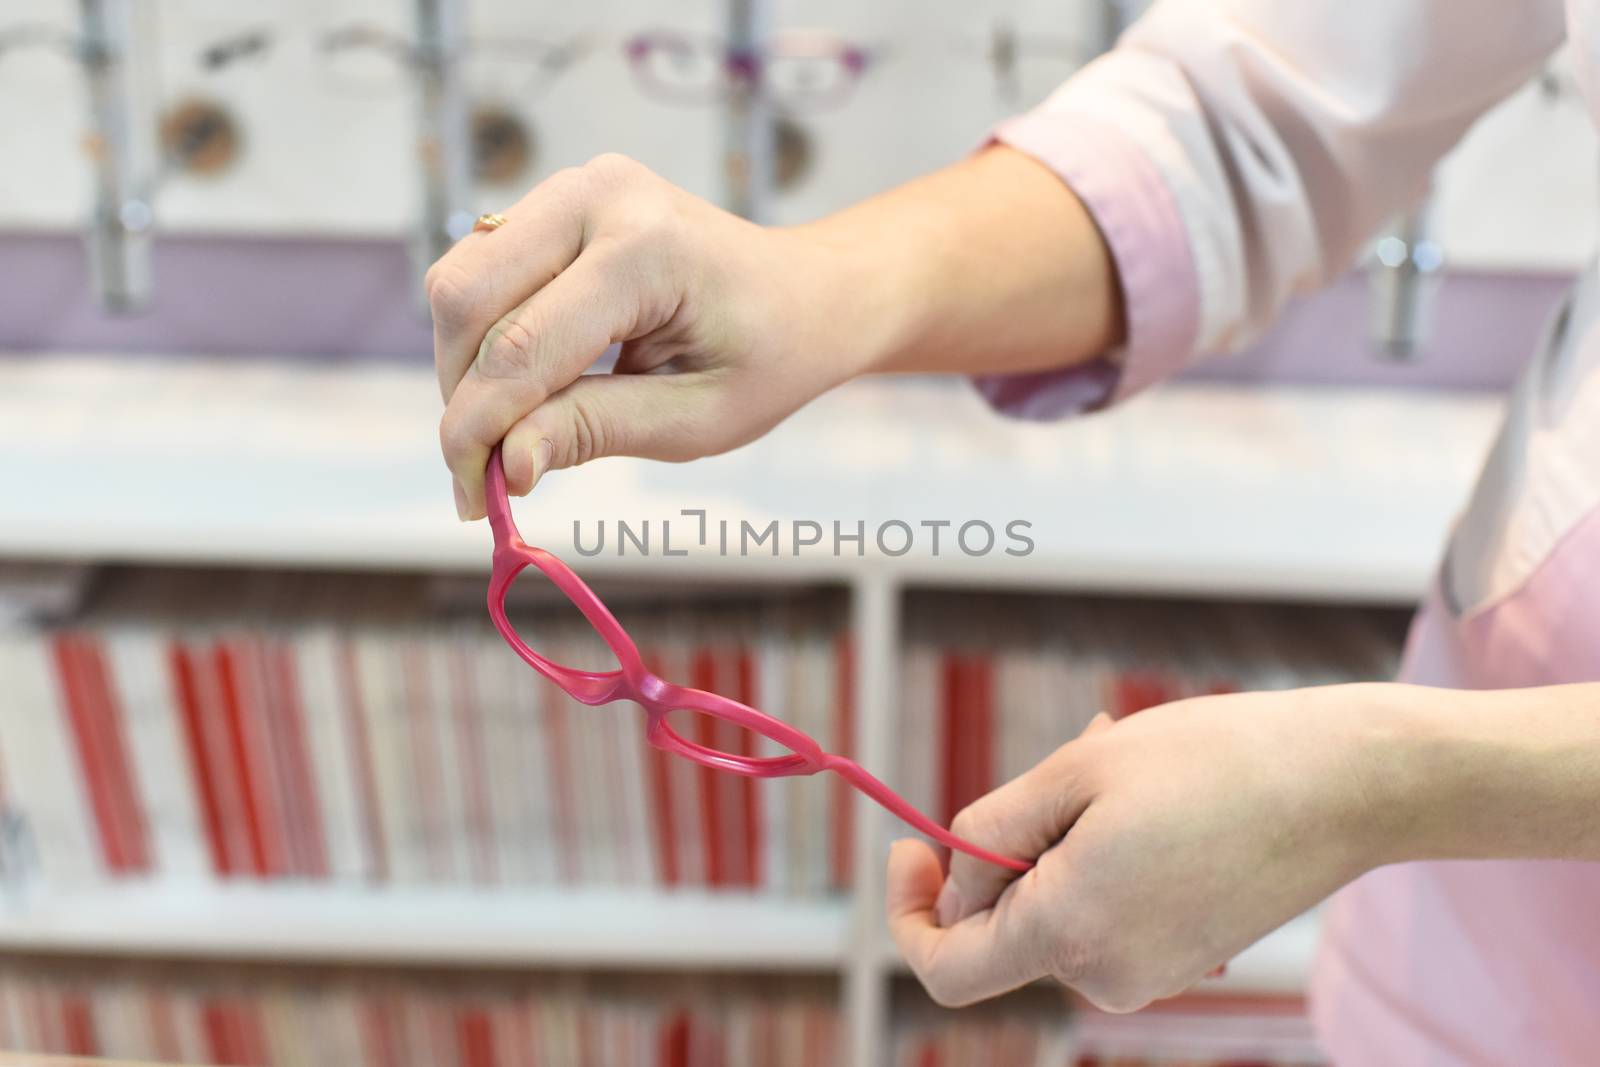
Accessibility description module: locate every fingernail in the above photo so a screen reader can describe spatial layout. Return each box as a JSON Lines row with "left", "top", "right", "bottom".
{"left": 529, "top": 439, "right": 553, "bottom": 493}
{"left": 453, "top": 478, "right": 470, "bottom": 521}
{"left": 934, "top": 881, "right": 964, "bottom": 928}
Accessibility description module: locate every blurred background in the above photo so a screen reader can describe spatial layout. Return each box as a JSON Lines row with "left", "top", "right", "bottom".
{"left": 0, "top": 1, "right": 1592, "bottom": 1065}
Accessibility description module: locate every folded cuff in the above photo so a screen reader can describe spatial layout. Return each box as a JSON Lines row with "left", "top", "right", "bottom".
{"left": 972, "top": 110, "right": 1201, "bottom": 420}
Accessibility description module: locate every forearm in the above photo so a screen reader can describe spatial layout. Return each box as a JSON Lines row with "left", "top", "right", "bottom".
{"left": 796, "top": 145, "right": 1124, "bottom": 378}
{"left": 1359, "top": 683, "right": 1600, "bottom": 865}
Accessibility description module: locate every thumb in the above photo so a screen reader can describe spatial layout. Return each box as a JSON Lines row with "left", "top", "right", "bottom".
{"left": 500, "top": 371, "right": 726, "bottom": 494}
{"left": 937, "top": 719, "right": 1104, "bottom": 927}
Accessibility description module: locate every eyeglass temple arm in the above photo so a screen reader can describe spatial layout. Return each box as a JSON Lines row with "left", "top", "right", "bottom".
{"left": 484, "top": 448, "right": 521, "bottom": 548}
{"left": 822, "top": 755, "right": 1032, "bottom": 873}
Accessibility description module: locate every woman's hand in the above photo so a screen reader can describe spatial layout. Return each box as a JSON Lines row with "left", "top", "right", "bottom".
{"left": 887, "top": 684, "right": 1405, "bottom": 1012}
{"left": 429, "top": 153, "right": 886, "bottom": 520}
{"left": 431, "top": 148, "right": 1124, "bottom": 519}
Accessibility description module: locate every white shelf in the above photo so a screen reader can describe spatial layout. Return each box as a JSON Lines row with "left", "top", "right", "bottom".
{"left": 882, "top": 911, "right": 1320, "bottom": 998}
{"left": 0, "top": 876, "right": 1314, "bottom": 990}
{"left": 0, "top": 353, "right": 1502, "bottom": 602}
{"left": 0, "top": 882, "right": 850, "bottom": 971}
{"left": 1202, "top": 912, "right": 1322, "bottom": 997}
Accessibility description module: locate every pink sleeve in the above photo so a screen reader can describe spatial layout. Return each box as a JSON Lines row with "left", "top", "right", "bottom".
{"left": 972, "top": 112, "right": 1201, "bottom": 419}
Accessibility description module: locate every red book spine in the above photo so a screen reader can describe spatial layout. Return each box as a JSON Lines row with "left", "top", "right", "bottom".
{"left": 80, "top": 636, "right": 152, "bottom": 872}
{"left": 691, "top": 649, "right": 726, "bottom": 887}
{"left": 169, "top": 643, "right": 230, "bottom": 875}
{"left": 335, "top": 640, "right": 388, "bottom": 881}
{"left": 830, "top": 634, "right": 856, "bottom": 889}
{"left": 451, "top": 647, "right": 497, "bottom": 886}
{"left": 736, "top": 648, "right": 762, "bottom": 889}
{"left": 269, "top": 641, "right": 329, "bottom": 878}
{"left": 661, "top": 1011, "right": 691, "bottom": 1067}
{"left": 51, "top": 635, "right": 127, "bottom": 874}
{"left": 214, "top": 644, "right": 274, "bottom": 877}
{"left": 60, "top": 993, "right": 97, "bottom": 1057}
{"left": 203, "top": 997, "right": 268, "bottom": 1067}
{"left": 642, "top": 649, "right": 679, "bottom": 887}
{"left": 940, "top": 653, "right": 995, "bottom": 829}
{"left": 200, "top": 1004, "right": 232, "bottom": 1067}
{"left": 1113, "top": 673, "right": 1173, "bottom": 718}
{"left": 457, "top": 1008, "right": 497, "bottom": 1067}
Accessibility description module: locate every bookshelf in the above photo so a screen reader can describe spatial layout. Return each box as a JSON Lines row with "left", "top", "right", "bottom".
{"left": 0, "top": 883, "right": 850, "bottom": 971}
{"left": 0, "top": 352, "right": 1505, "bottom": 1065}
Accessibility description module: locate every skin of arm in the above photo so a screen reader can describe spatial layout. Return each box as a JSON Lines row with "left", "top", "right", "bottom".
{"left": 428, "top": 146, "right": 1119, "bottom": 520}
{"left": 887, "top": 682, "right": 1600, "bottom": 1013}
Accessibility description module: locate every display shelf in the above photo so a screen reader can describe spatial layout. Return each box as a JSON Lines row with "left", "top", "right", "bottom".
{"left": 0, "top": 352, "right": 1503, "bottom": 603}
{"left": 0, "top": 882, "right": 850, "bottom": 971}
{"left": 880, "top": 912, "right": 1319, "bottom": 998}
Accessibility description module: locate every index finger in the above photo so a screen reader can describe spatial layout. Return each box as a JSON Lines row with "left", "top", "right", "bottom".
{"left": 426, "top": 168, "right": 589, "bottom": 403}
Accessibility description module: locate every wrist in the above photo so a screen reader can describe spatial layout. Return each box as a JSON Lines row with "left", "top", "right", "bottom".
{"left": 781, "top": 212, "right": 928, "bottom": 383}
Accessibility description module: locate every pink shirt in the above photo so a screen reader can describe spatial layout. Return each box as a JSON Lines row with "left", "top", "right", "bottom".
{"left": 982, "top": 1, "right": 1600, "bottom": 1061}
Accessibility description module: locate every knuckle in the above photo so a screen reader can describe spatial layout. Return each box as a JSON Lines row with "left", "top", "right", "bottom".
{"left": 949, "top": 800, "right": 995, "bottom": 847}
{"left": 476, "top": 318, "right": 541, "bottom": 384}
{"left": 425, "top": 260, "right": 479, "bottom": 337}
{"left": 583, "top": 152, "right": 645, "bottom": 187}
{"left": 566, "top": 392, "right": 611, "bottom": 466}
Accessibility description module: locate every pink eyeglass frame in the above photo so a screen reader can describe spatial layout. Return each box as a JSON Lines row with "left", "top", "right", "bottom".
{"left": 483, "top": 447, "right": 1030, "bottom": 872}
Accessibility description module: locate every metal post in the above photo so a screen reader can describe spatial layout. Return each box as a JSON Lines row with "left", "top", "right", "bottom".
{"left": 1370, "top": 205, "right": 1443, "bottom": 361}
{"left": 412, "top": 0, "right": 474, "bottom": 301}
{"left": 79, "top": 0, "right": 152, "bottom": 313}
{"left": 724, "top": 0, "right": 773, "bottom": 222}
{"left": 845, "top": 574, "right": 897, "bottom": 1067}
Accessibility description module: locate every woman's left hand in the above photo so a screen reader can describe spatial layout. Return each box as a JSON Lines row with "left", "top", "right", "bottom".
{"left": 887, "top": 683, "right": 1407, "bottom": 1012}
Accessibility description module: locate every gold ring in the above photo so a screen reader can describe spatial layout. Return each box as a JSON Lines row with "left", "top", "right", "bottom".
{"left": 473, "top": 212, "right": 508, "bottom": 233}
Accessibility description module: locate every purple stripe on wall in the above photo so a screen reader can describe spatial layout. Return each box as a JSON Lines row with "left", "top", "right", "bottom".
{"left": 1188, "top": 268, "right": 1570, "bottom": 391}
{"left": 0, "top": 233, "right": 433, "bottom": 362}
{"left": 0, "top": 232, "right": 1572, "bottom": 390}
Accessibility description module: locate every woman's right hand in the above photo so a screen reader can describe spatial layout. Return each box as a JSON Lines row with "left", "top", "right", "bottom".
{"left": 429, "top": 153, "right": 883, "bottom": 520}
